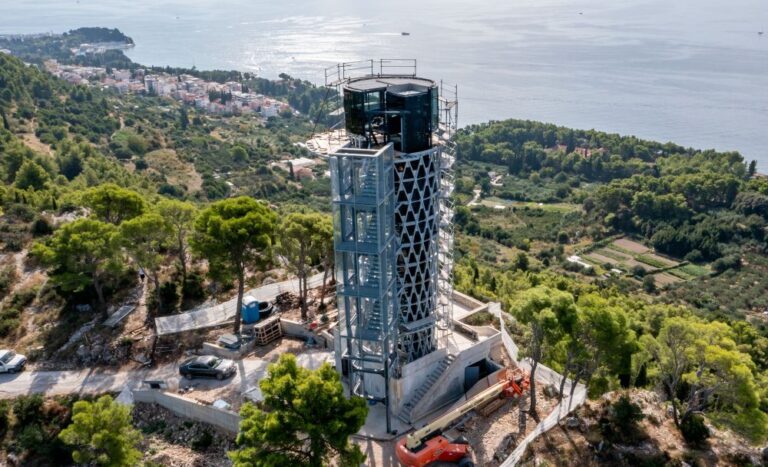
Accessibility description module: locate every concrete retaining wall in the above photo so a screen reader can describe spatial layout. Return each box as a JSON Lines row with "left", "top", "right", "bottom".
{"left": 409, "top": 333, "right": 501, "bottom": 421}
{"left": 201, "top": 340, "right": 255, "bottom": 359}
{"left": 392, "top": 347, "right": 449, "bottom": 413}
{"left": 133, "top": 389, "right": 240, "bottom": 435}
{"left": 452, "top": 290, "right": 487, "bottom": 311}
{"left": 280, "top": 318, "right": 329, "bottom": 348}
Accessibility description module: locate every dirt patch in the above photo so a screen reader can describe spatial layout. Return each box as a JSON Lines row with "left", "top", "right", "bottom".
{"left": 251, "top": 336, "right": 308, "bottom": 362}
{"left": 623, "top": 258, "right": 658, "bottom": 272}
{"left": 522, "top": 389, "right": 763, "bottom": 467}
{"left": 20, "top": 132, "right": 54, "bottom": 156}
{"left": 653, "top": 272, "right": 684, "bottom": 286}
{"left": 134, "top": 402, "right": 235, "bottom": 467}
{"left": 455, "top": 384, "right": 559, "bottom": 466}
{"left": 145, "top": 149, "right": 204, "bottom": 192}
{"left": 583, "top": 252, "right": 618, "bottom": 266}
{"left": 612, "top": 238, "right": 650, "bottom": 254}
{"left": 595, "top": 248, "right": 634, "bottom": 261}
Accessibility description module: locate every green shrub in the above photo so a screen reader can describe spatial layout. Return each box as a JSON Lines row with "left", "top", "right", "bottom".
{"left": 712, "top": 255, "right": 741, "bottom": 273}
{"left": 18, "top": 423, "right": 45, "bottom": 451}
{"left": 191, "top": 430, "right": 213, "bottom": 451}
{"left": 0, "top": 318, "right": 21, "bottom": 337}
{"left": 681, "top": 414, "right": 709, "bottom": 445}
{"left": 141, "top": 419, "right": 166, "bottom": 434}
{"left": 609, "top": 394, "right": 644, "bottom": 438}
{"left": 30, "top": 216, "right": 54, "bottom": 236}
{"left": 9, "top": 286, "right": 37, "bottom": 309}
{"left": 4, "top": 203, "right": 36, "bottom": 223}
{"left": 12, "top": 394, "right": 44, "bottom": 426}
{"left": 0, "top": 264, "right": 17, "bottom": 296}
{"left": 642, "top": 275, "right": 656, "bottom": 293}
{"left": 684, "top": 249, "right": 703, "bottom": 263}
{"left": 0, "top": 400, "right": 10, "bottom": 437}
{"left": 158, "top": 281, "right": 179, "bottom": 313}
{"left": 182, "top": 273, "right": 205, "bottom": 301}
{"left": 134, "top": 158, "right": 148, "bottom": 171}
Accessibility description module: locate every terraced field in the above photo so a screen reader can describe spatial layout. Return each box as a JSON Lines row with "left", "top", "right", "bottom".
{"left": 583, "top": 238, "right": 710, "bottom": 287}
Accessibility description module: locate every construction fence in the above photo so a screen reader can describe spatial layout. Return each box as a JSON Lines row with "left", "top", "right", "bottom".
{"left": 492, "top": 303, "right": 588, "bottom": 466}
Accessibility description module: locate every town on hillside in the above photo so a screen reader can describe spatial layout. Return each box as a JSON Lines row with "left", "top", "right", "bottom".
{"left": 43, "top": 59, "right": 293, "bottom": 117}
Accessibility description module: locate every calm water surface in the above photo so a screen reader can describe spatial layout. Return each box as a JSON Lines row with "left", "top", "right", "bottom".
{"left": 2, "top": 0, "right": 767, "bottom": 166}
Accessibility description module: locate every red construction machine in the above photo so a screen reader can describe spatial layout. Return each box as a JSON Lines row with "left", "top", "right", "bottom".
{"left": 395, "top": 367, "right": 530, "bottom": 467}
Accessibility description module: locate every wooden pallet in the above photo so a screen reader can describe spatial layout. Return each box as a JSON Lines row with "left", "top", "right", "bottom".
{"left": 251, "top": 315, "right": 282, "bottom": 346}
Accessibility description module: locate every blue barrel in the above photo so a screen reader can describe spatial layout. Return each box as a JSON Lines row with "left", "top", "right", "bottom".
{"left": 242, "top": 295, "right": 260, "bottom": 323}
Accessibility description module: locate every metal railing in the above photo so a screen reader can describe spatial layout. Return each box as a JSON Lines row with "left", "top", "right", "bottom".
{"left": 325, "top": 59, "right": 418, "bottom": 86}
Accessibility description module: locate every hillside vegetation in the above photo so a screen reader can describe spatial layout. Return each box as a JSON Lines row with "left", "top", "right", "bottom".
{"left": 1, "top": 30, "right": 768, "bottom": 464}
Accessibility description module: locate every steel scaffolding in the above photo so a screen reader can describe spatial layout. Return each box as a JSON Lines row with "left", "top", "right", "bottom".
{"left": 436, "top": 81, "right": 458, "bottom": 330}
{"left": 331, "top": 144, "right": 399, "bottom": 432}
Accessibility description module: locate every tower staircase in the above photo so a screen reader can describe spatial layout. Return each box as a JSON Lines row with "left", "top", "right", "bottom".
{"left": 397, "top": 353, "right": 456, "bottom": 424}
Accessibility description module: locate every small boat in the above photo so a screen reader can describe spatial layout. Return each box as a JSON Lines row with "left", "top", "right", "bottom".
{"left": 759, "top": 31, "right": 764, "bottom": 36}
{"left": 401, "top": 32, "right": 410, "bottom": 36}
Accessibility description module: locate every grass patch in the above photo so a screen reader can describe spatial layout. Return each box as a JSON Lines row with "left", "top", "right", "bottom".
{"left": 604, "top": 243, "right": 636, "bottom": 256}
{"left": 666, "top": 268, "right": 695, "bottom": 280}
{"left": 678, "top": 263, "right": 709, "bottom": 277}
{"left": 595, "top": 248, "right": 629, "bottom": 262}
{"left": 636, "top": 254, "right": 677, "bottom": 269}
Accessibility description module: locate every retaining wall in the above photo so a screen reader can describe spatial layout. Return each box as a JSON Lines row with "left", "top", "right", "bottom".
{"left": 201, "top": 340, "right": 255, "bottom": 359}
{"left": 133, "top": 389, "right": 240, "bottom": 434}
{"left": 280, "top": 318, "right": 329, "bottom": 348}
{"left": 409, "top": 333, "right": 502, "bottom": 422}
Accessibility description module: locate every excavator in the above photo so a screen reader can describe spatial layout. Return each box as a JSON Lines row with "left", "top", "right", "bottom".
{"left": 395, "top": 367, "right": 530, "bottom": 467}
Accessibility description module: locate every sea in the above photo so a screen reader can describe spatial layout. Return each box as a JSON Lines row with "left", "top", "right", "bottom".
{"left": 2, "top": 0, "right": 767, "bottom": 168}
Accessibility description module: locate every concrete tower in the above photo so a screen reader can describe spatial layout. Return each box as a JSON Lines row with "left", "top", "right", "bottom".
{"left": 328, "top": 60, "right": 457, "bottom": 431}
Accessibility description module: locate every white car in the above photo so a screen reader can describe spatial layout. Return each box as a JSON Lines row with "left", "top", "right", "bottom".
{"left": 0, "top": 350, "right": 26, "bottom": 373}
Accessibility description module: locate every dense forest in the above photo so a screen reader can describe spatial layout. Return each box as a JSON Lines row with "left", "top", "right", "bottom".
{"left": 455, "top": 120, "right": 764, "bottom": 262}
{"left": 0, "top": 50, "right": 333, "bottom": 360}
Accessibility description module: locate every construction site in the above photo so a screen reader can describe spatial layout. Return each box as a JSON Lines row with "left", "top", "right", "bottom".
{"left": 34, "top": 59, "right": 584, "bottom": 467}
{"left": 312, "top": 60, "right": 584, "bottom": 466}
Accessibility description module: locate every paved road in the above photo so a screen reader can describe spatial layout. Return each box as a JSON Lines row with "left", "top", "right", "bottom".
{"left": 0, "top": 352, "right": 333, "bottom": 400}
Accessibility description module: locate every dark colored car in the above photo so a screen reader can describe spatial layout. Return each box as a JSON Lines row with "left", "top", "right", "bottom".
{"left": 179, "top": 355, "right": 236, "bottom": 380}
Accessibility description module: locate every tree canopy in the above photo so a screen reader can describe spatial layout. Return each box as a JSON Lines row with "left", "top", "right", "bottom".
{"left": 32, "top": 218, "right": 122, "bottom": 310}
{"left": 58, "top": 395, "right": 143, "bottom": 467}
{"left": 192, "top": 196, "right": 276, "bottom": 333}
{"left": 276, "top": 212, "right": 333, "bottom": 320}
{"left": 229, "top": 354, "right": 368, "bottom": 467}
{"left": 82, "top": 183, "right": 146, "bottom": 225}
